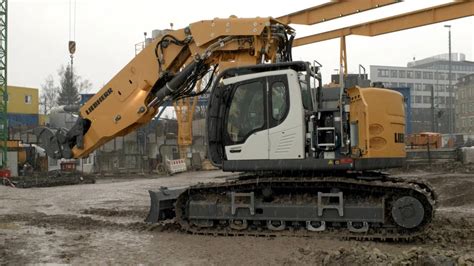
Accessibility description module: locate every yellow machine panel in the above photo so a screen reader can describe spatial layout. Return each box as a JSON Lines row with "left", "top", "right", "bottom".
{"left": 348, "top": 87, "right": 405, "bottom": 159}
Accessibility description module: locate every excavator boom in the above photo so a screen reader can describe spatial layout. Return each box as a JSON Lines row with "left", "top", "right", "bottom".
{"left": 36, "top": 17, "right": 294, "bottom": 159}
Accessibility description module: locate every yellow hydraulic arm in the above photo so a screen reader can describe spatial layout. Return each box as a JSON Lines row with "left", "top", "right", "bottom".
{"left": 173, "top": 80, "right": 202, "bottom": 159}
{"left": 35, "top": 17, "right": 294, "bottom": 159}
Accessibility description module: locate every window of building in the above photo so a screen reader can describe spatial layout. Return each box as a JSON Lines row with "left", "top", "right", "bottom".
{"left": 414, "top": 83, "right": 422, "bottom": 91}
{"left": 439, "top": 72, "right": 447, "bottom": 80}
{"left": 399, "top": 83, "right": 407, "bottom": 87}
{"left": 399, "top": 70, "right": 406, "bottom": 78}
{"left": 415, "top": 71, "right": 422, "bottom": 79}
{"left": 407, "top": 83, "right": 414, "bottom": 89}
{"left": 390, "top": 82, "right": 398, "bottom": 88}
{"left": 378, "top": 69, "right": 389, "bottom": 77}
{"left": 407, "top": 71, "right": 414, "bottom": 79}
{"left": 423, "top": 96, "right": 431, "bottom": 104}
{"left": 24, "top": 95, "right": 32, "bottom": 104}
{"left": 415, "top": 95, "right": 422, "bottom": 103}
{"left": 439, "top": 96, "right": 445, "bottom": 104}
{"left": 390, "top": 70, "right": 398, "bottom": 78}
{"left": 447, "top": 97, "right": 453, "bottom": 105}
{"left": 423, "top": 72, "right": 433, "bottom": 80}
{"left": 423, "top": 84, "right": 433, "bottom": 92}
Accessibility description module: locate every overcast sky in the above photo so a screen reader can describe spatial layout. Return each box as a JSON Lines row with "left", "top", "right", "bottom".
{"left": 9, "top": 0, "right": 474, "bottom": 93}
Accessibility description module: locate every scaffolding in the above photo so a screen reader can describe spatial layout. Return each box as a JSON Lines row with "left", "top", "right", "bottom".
{"left": 0, "top": 0, "right": 7, "bottom": 168}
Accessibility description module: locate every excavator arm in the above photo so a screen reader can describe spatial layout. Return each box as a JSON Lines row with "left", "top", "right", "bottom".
{"left": 35, "top": 17, "right": 294, "bottom": 159}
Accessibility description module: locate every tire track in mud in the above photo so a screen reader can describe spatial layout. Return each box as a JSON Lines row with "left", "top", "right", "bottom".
{"left": 0, "top": 212, "right": 177, "bottom": 232}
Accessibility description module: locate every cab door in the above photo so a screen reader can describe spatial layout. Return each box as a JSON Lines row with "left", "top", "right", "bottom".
{"left": 224, "top": 77, "right": 269, "bottom": 160}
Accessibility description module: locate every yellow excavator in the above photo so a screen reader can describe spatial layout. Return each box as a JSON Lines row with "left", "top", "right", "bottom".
{"left": 34, "top": 1, "right": 474, "bottom": 240}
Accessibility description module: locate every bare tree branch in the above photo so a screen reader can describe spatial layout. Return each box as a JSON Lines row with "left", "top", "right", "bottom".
{"left": 39, "top": 75, "right": 59, "bottom": 115}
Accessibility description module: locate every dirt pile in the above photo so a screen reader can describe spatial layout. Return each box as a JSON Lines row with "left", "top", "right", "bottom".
{"left": 422, "top": 216, "right": 474, "bottom": 246}
{"left": 427, "top": 175, "right": 474, "bottom": 208}
{"left": 282, "top": 245, "right": 474, "bottom": 266}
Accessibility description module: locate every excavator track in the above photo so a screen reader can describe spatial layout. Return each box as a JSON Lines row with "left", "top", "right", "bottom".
{"left": 174, "top": 174, "right": 436, "bottom": 241}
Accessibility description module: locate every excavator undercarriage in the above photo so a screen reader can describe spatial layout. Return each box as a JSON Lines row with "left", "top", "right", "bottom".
{"left": 147, "top": 173, "right": 435, "bottom": 240}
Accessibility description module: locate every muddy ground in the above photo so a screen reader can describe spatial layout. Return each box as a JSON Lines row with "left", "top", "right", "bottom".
{"left": 1, "top": 169, "right": 473, "bottom": 265}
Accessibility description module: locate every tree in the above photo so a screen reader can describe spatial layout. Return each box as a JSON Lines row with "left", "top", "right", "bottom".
{"left": 41, "top": 65, "right": 93, "bottom": 113}
{"left": 57, "top": 65, "right": 80, "bottom": 106}
{"left": 39, "top": 75, "right": 59, "bottom": 115}
{"left": 56, "top": 64, "right": 92, "bottom": 106}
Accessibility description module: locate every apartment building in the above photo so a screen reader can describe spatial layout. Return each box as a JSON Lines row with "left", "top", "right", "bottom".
{"left": 455, "top": 73, "right": 474, "bottom": 133}
{"left": 370, "top": 53, "right": 474, "bottom": 133}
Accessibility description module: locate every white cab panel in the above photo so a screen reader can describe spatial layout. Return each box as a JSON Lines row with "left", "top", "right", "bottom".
{"left": 269, "top": 71, "right": 305, "bottom": 159}
{"left": 225, "top": 130, "right": 268, "bottom": 160}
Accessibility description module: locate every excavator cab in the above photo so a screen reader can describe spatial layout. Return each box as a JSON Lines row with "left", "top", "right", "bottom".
{"left": 207, "top": 61, "right": 406, "bottom": 173}
{"left": 207, "top": 61, "right": 315, "bottom": 168}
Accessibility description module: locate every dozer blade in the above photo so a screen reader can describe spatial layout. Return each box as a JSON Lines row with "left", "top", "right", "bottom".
{"left": 145, "top": 187, "right": 186, "bottom": 223}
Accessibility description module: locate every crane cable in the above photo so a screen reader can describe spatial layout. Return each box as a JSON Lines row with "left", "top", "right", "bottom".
{"left": 68, "top": 0, "right": 77, "bottom": 71}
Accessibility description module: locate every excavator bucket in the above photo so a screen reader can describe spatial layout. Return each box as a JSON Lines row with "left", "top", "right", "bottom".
{"left": 145, "top": 187, "right": 186, "bottom": 223}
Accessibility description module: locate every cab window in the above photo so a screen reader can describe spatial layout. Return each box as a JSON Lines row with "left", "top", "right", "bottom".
{"left": 271, "top": 81, "right": 288, "bottom": 124}
{"left": 226, "top": 81, "right": 265, "bottom": 144}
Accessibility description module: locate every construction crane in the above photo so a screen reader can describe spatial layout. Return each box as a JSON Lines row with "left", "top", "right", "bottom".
{"left": 34, "top": 0, "right": 474, "bottom": 240}
{"left": 0, "top": 0, "right": 9, "bottom": 183}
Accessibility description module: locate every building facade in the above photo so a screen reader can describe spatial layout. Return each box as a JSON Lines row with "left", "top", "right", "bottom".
{"left": 370, "top": 53, "right": 474, "bottom": 134}
{"left": 7, "top": 86, "right": 39, "bottom": 142}
{"left": 7, "top": 86, "right": 39, "bottom": 124}
{"left": 455, "top": 73, "right": 474, "bottom": 133}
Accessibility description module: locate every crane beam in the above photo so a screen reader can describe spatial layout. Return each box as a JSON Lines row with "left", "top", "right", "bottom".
{"left": 276, "top": 0, "right": 401, "bottom": 25}
{"left": 293, "top": 1, "right": 474, "bottom": 47}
